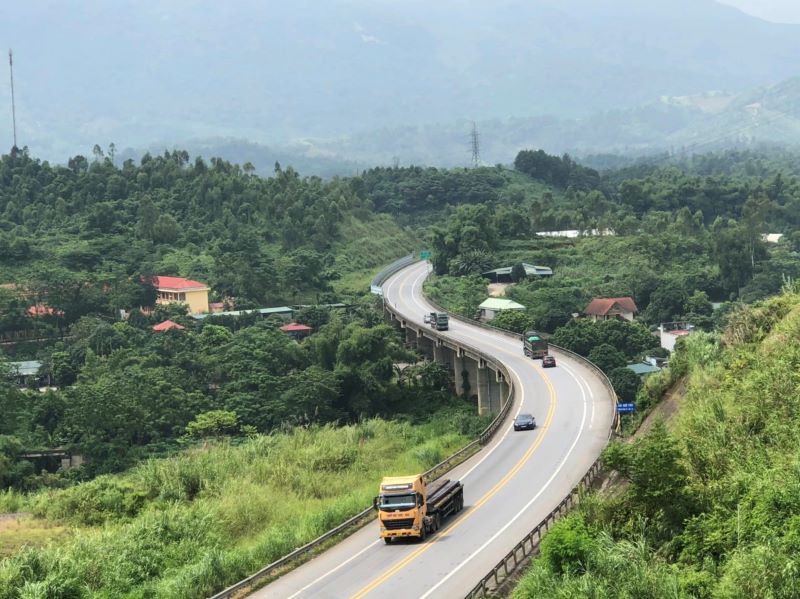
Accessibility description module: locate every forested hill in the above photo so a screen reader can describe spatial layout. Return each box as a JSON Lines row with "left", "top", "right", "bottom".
{"left": 0, "top": 149, "right": 420, "bottom": 322}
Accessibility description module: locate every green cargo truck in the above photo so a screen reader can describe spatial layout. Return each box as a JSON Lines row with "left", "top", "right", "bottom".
{"left": 523, "top": 330, "right": 548, "bottom": 359}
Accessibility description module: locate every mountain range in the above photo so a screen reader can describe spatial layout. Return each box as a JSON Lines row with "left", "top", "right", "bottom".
{"left": 2, "top": 0, "right": 800, "bottom": 169}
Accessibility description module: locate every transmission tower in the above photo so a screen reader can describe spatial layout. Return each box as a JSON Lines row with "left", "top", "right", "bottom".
{"left": 8, "top": 49, "right": 17, "bottom": 149}
{"left": 470, "top": 121, "right": 480, "bottom": 168}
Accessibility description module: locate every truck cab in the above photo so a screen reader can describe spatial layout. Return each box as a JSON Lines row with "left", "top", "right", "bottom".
{"left": 374, "top": 474, "right": 463, "bottom": 543}
{"left": 375, "top": 475, "right": 427, "bottom": 542}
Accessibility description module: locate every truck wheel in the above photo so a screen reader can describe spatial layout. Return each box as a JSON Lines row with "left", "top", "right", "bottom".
{"left": 383, "top": 537, "right": 393, "bottom": 545}
{"left": 419, "top": 525, "right": 427, "bottom": 542}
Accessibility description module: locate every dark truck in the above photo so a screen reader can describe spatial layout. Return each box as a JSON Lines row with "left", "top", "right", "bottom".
{"left": 523, "top": 330, "right": 548, "bottom": 359}
{"left": 429, "top": 312, "right": 449, "bottom": 331}
{"left": 375, "top": 475, "right": 464, "bottom": 543}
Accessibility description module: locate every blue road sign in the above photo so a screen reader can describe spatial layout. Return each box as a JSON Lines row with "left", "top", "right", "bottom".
{"left": 616, "top": 403, "right": 636, "bottom": 413}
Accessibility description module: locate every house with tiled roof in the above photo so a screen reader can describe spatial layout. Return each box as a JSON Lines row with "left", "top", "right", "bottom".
{"left": 583, "top": 297, "right": 638, "bottom": 322}
{"left": 26, "top": 303, "right": 64, "bottom": 318}
{"left": 151, "top": 276, "right": 210, "bottom": 314}
{"left": 152, "top": 319, "right": 186, "bottom": 332}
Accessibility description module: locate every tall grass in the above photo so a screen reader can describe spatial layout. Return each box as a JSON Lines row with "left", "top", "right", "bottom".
{"left": 0, "top": 411, "right": 479, "bottom": 598}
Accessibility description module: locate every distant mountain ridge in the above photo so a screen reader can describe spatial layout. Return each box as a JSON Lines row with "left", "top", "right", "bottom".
{"left": 2, "top": 0, "right": 800, "bottom": 163}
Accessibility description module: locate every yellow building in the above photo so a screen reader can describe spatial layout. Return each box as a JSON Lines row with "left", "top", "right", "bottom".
{"left": 152, "top": 276, "right": 210, "bottom": 314}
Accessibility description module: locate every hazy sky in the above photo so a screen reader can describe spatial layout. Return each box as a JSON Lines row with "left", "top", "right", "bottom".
{"left": 717, "top": 0, "right": 800, "bottom": 23}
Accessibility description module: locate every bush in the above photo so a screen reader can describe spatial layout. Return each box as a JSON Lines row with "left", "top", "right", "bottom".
{"left": 539, "top": 514, "right": 595, "bottom": 575}
{"left": 491, "top": 310, "right": 534, "bottom": 333}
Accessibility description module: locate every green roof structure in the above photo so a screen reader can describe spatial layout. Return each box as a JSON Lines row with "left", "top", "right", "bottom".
{"left": 626, "top": 362, "right": 661, "bottom": 376}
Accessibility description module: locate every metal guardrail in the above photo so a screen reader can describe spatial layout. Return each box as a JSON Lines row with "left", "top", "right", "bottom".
{"left": 209, "top": 259, "right": 516, "bottom": 599}
{"left": 370, "top": 254, "right": 416, "bottom": 295}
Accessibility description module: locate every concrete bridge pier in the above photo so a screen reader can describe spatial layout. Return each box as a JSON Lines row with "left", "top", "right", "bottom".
{"left": 477, "top": 360, "right": 491, "bottom": 416}
{"left": 453, "top": 349, "right": 467, "bottom": 396}
{"left": 417, "top": 335, "right": 434, "bottom": 361}
{"left": 405, "top": 327, "right": 418, "bottom": 349}
{"left": 432, "top": 340, "right": 449, "bottom": 366}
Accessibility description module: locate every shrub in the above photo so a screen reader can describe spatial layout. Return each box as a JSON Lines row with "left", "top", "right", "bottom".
{"left": 539, "top": 514, "right": 595, "bottom": 575}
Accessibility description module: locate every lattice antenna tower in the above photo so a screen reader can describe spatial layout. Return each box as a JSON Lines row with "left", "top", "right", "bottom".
{"left": 8, "top": 49, "right": 17, "bottom": 149}
{"left": 470, "top": 121, "right": 480, "bottom": 168}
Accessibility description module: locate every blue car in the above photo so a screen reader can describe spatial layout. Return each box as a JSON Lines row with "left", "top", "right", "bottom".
{"left": 514, "top": 413, "right": 536, "bottom": 431}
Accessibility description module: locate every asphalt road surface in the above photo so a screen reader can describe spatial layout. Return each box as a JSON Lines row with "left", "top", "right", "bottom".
{"left": 251, "top": 261, "right": 615, "bottom": 599}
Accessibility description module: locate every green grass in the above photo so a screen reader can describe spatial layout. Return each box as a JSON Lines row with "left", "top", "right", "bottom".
{"left": 333, "top": 214, "right": 420, "bottom": 273}
{"left": 0, "top": 410, "right": 479, "bottom": 598}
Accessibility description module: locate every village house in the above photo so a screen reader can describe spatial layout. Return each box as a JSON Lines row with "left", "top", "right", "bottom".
{"left": 659, "top": 322, "right": 695, "bottom": 352}
{"left": 583, "top": 297, "right": 638, "bottom": 322}
{"left": 151, "top": 276, "right": 210, "bottom": 314}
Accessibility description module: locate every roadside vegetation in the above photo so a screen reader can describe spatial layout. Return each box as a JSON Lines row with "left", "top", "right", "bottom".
{"left": 512, "top": 288, "right": 800, "bottom": 598}
{"left": 0, "top": 410, "right": 485, "bottom": 597}
{"left": 4, "top": 145, "right": 800, "bottom": 596}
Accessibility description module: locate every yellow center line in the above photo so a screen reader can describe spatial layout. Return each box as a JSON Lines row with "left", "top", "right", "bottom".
{"left": 349, "top": 366, "right": 557, "bottom": 599}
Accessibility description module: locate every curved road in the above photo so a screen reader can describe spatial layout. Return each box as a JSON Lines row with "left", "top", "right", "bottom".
{"left": 252, "top": 261, "right": 614, "bottom": 598}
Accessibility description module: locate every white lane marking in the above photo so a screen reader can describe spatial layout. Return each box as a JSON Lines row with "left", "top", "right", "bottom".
{"left": 285, "top": 540, "right": 380, "bottom": 599}
{"left": 559, "top": 362, "right": 596, "bottom": 428}
{"left": 418, "top": 363, "right": 589, "bottom": 599}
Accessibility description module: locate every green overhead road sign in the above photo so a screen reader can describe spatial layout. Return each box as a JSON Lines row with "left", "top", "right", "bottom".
{"left": 420, "top": 250, "right": 432, "bottom": 260}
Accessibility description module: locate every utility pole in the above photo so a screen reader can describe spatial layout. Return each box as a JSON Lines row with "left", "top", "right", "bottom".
{"left": 8, "top": 49, "right": 17, "bottom": 149}
{"left": 470, "top": 121, "right": 480, "bottom": 168}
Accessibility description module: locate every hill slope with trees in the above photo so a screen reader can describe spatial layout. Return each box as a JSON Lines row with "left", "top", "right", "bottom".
{"left": 513, "top": 288, "right": 800, "bottom": 598}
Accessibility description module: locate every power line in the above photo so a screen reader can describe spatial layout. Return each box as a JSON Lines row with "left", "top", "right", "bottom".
{"left": 8, "top": 49, "right": 17, "bottom": 149}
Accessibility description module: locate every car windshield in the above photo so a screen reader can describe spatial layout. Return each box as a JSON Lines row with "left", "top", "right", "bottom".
{"left": 517, "top": 414, "right": 533, "bottom": 422}
{"left": 380, "top": 493, "right": 416, "bottom": 509}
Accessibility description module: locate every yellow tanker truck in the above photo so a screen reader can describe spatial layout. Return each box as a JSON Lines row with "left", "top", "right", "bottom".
{"left": 373, "top": 474, "right": 464, "bottom": 543}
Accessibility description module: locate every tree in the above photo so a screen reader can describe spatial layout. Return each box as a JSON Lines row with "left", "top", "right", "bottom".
{"left": 510, "top": 262, "right": 527, "bottom": 283}
{"left": 587, "top": 343, "right": 627, "bottom": 374}
{"left": 683, "top": 290, "right": 713, "bottom": 317}
{"left": 608, "top": 367, "right": 642, "bottom": 403}
{"left": 185, "top": 410, "right": 240, "bottom": 439}
{"left": 491, "top": 309, "right": 534, "bottom": 333}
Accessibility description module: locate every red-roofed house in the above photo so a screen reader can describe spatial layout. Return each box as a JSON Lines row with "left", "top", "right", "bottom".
{"left": 152, "top": 319, "right": 186, "bottom": 332}
{"left": 26, "top": 303, "right": 64, "bottom": 318}
{"left": 583, "top": 297, "right": 638, "bottom": 322}
{"left": 280, "top": 322, "right": 312, "bottom": 340}
{"left": 151, "top": 276, "right": 210, "bottom": 314}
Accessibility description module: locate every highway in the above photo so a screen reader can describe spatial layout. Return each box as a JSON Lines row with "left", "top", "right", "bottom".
{"left": 251, "top": 260, "right": 615, "bottom": 599}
